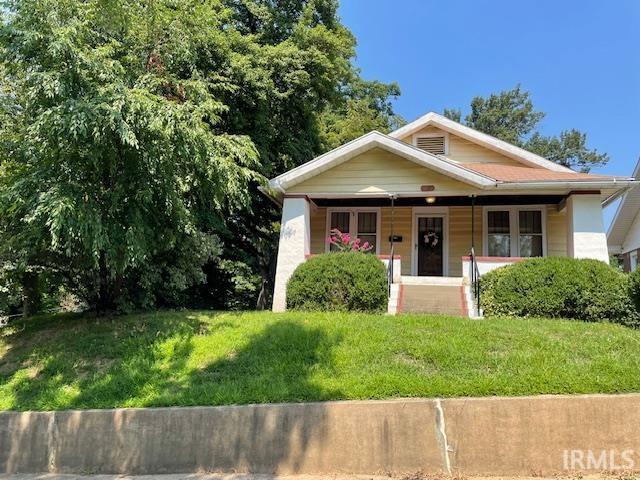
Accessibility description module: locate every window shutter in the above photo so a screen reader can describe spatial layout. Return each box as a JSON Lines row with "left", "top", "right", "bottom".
{"left": 415, "top": 136, "right": 446, "bottom": 155}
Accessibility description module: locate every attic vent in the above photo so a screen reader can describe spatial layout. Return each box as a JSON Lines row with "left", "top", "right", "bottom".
{"left": 416, "top": 136, "right": 446, "bottom": 155}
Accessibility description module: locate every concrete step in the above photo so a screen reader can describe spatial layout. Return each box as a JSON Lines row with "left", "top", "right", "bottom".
{"left": 387, "top": 283, "right": 400, "bottom": 315}
{"left": 400, "top": 284, "right": 464, "bottom": 316}
{"left": 400, "top": 276, "right": 463, "bottom": 286}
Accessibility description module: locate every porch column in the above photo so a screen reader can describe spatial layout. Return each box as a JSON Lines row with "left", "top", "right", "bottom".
{"left": 272, "top": 196, "right": 311, "bottom": 312}
{"left": 566, "top": 194, "right": 609, "bottom": 263}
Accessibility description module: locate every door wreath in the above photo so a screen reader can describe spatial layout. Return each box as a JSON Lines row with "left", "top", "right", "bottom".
{"left": 423, "top": 231, "right": 439, "bottom": 247}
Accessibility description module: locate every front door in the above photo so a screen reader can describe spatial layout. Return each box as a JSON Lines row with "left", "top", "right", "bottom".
{"left": 417, "top": 216, "right": 444, "bottom": 276}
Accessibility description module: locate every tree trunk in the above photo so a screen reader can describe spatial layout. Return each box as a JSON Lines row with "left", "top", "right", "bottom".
{"left": 256, "top": 251, "right": 277, "bottom": 310}
{"left": 96, "top": 251, "right": 114, "bottom": 315}
{"left": 22, "top": 271, "right": 41, "bottom": 318}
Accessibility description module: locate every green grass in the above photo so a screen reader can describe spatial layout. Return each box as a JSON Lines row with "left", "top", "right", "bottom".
{"left": 1, "top": 310, "right": 640, "bottom": 411}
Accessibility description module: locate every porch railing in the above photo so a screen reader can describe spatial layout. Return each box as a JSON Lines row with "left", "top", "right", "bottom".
{"left": 470, "top": 247, "right": 481, "bottom": 317}
{"left": 387, "top": 246, "right": 395, "bottom": 297}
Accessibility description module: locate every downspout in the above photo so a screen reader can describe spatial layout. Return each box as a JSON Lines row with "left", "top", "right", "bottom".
{"left": 470, "top": 194, "right": 480, "bottom": 317}
{"left": 471, "top": 195, "right": 476, "bottom": 255}
{"left": 389, "top": 194, "right": 397, "bottom": 288}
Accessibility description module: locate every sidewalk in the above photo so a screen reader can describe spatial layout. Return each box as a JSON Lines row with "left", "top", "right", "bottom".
{"left": 0, "top": 473, "right": 636, "bottom": 480}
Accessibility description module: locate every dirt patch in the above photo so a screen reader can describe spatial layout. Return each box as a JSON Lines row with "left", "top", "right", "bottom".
{"left": 0, "top": 360, "right": 19, "bottom": 376}
{"left": 394, "top": 352, "right": 438, "bottom": 375}
{"left": 76, "top": 357, "right": 116, "bottom": 379}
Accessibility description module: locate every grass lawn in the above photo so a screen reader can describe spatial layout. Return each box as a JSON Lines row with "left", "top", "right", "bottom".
{"left": 1, "top": 310, "right": 640, "bottom": 411}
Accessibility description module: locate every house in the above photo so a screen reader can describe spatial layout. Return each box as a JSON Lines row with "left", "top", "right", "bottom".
{"left": 607, "top": 158, "right": 640, "bottom": 272}
{"left": 263, "top": 112, "right": 636, "bottom": 315}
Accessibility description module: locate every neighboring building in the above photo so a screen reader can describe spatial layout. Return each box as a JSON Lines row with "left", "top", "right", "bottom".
{"left": 263, "top": 112, "right": 636, "bottom": 315}
{"left": 607, "top": 158, "right": 640, "bottom": 272}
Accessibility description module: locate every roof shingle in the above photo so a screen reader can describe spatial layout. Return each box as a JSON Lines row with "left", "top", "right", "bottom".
{"left": 461, "top": 163, "right": 613, "bottom": 183}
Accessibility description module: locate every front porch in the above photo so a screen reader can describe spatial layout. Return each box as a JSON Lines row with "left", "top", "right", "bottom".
{"left": 271, "top": 193, "right": 611, "bottom": 314}
{"left": 310, "top": 196, "right": 573, "bottom": 279}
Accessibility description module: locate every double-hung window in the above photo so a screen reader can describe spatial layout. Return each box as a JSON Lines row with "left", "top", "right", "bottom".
{"left": 327, "top": 208, "right": 380, "bottom": 254}
{"left": 486, "top": 211, "right": 511, "bottom": 257}
{"left": 484, "top": 207, "right": 546, "bottom": 258}
{"left": 518, "top": 210, "right": 544, "bottom": 257}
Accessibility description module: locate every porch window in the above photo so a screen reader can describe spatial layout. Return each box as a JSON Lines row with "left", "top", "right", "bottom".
{"left": 329, "top": 211, "right": 351, "bottom": 252}
{"left": 327, "top": 208, "right": 380, "bottom": 254}
{"left": 357, "top": 212, "right": 377, "bottom": 252}
{"left": 487, "top": 211, "right": 511, "bottom": 257}
{"left": 484, "top": 207, "right": 547, "bottom": 258}
{"left": 330, "top": 211, "right": 351, "bottom": 233}
{"left": 518, "top": 210, "right": 543, "bottom": 257}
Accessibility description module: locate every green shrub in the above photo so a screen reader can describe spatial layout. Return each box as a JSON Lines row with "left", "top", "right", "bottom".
{"left": 479, "top": 257, "right": 636, "bottom": 324}
{"left": 286, "top": 252, "right": 387, "bottom": 312}
{"left": 628, "top": 269, "right": 640, "bottom": 313}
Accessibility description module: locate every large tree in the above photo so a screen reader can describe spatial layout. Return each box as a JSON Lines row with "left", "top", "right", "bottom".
{"left": 0, "top": 0, "right": 264, "bottom": 313}
{"left": 444, "top": 85, "right": 608, "bottom": 172}
{"left": 0, "top": 0, "right": 402, "bottom": 313}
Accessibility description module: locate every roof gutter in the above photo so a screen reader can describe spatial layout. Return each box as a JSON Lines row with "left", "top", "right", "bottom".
{"left": 492, "top": 179, "right": 638, "bottom": 191}
{"left": 258, "top": 183, "right": 285, "bottom": 207}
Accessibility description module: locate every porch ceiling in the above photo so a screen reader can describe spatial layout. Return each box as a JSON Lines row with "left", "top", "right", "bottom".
{"left": 312, "top": 194, "right": 566, "bottom": 208}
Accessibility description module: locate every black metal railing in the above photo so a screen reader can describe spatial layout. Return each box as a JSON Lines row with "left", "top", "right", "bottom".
{"left": 470, "top": 247, "right": 481, "bottom": 316}
{"left": 387, "top": 246, "right": 395, "bottom": 297}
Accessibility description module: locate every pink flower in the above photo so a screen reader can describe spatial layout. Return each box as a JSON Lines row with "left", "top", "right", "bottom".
{"left": 362, "top": 242, "right": 370, "bottom": 250}
{"left": 342, "top": 233, "right": 350, "bottom": 243}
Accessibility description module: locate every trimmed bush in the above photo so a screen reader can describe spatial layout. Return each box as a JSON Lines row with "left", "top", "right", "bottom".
{"left": 628, "top": 268, "right": 640, "bottom": 313}
{"left": 479, "top": 257, "right": 636, "bottom": 324}
{"left": 286, "top": 252, "right": 387, "bottom": 312}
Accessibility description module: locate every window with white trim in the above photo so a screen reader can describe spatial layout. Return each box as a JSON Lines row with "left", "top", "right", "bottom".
{"left": 327, "top": 209, "right": 380, "bottom": 254}
{"left": 484, "top": 207, "right": 546, "bottom": 258}
{"left": 487, "top": 210, "right": 511, "bottom": 257}
{"left": 631, "top": 251, "right": 638, "bottom": 272}
{"left": 518, "top": 210, "right": 543, "bottom": 257}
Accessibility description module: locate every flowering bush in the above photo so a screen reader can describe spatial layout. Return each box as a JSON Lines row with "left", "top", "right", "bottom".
{"left": 327, "top": 229, "right": 373, "bottom": 253}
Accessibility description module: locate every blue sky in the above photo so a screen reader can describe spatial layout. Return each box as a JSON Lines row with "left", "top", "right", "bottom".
{"left": 338, "top": 0, "right": 640, "bottom": 227}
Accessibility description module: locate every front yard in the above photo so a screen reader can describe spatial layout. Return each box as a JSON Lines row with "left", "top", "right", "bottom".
{"left": 1, "top": 310, "right": 639, "bottom": 411}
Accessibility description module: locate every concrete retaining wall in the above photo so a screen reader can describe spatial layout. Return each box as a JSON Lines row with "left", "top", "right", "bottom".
{"left": 2, "top": 394, "right": 640, "bottom": 476}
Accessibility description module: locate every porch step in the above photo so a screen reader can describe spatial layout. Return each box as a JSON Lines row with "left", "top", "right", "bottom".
{"left": 400, "top": 275, "right": 463, "bottom": 286}
{"left": 400, "top": 284, "right": 465, "bottom": 316}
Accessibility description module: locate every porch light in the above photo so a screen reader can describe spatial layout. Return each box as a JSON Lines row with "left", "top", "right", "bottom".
{"left": 426, "top": 196, "right": 436, "bottom": 204}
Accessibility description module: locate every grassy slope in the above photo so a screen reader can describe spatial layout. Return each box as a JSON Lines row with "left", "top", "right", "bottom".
{"left": 1, "top": 310, "right": 639, "bottom": 411}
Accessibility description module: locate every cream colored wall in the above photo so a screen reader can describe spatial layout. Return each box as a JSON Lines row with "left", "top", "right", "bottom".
{"left": 381, "top": 207, "right": 413, "bottom": 275}
{"left": 310, "top": 204, "right": 568, "bottom": 277}
{"left": 310, "top": 207, "right": 327, "bottom": 255}
{"left": 399, "top": 126, "right": 522, "bottom": 166}
{"left": 382, "top": 207, "right": 481, "bottom": 276}
{"left": 448, "top": 207, "right": 483, "bottom": 277}
{"left": 311, "top": 206, "right": 415, "bottom": 275}
{"left": 547, "top": 206, "right": 567, "bottom": 257}
{"left": 288, "top": 148, "right": 481, "bottom": 196}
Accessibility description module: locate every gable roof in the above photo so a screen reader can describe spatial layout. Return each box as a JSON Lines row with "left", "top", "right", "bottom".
{"left": 264, "top": 116, "right": 636, "bottom": 204}
{"left": 267, "top": 131, "right": 496, "bottom": 193}
{"left": 389, "top": 112, "right": 575, "bottom": 173}
{"left": 607, "top": 158, "right": 640, "bottom": 251}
